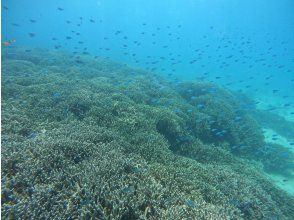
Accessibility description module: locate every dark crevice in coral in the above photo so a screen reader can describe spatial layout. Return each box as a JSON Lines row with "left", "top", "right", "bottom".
{"left": 69, "top": 101, "right": 90, "bottom": 119}
{"left": 120, "top": 207, "right": 139, "bottom": 220}
{"left": 156, "top": 119, "right": 181, "bottom": 152}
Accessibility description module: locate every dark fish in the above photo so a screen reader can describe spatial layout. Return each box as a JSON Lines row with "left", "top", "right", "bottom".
{"left": 66, "top": 36, "right": 72, "bottom": 40}
{"left": 3, "top": 6, "right": 9, "bottom": 10}
{"left": 11, "top": 23, "right": 20, "bottom": 27}
{"left": 57, "top": 7, "right": 64, "bottom": 11}
{"left": 30, "top": 19, "right": 36, "bottom": 23}
{"left": 115, "top": 30, "right": 122, "bottom": 35}
{"left": 28, "top": 33, "right": 35, "bottom": 37}
{"left": 89, "top": 19, "right": 95, "bottom": 23}
{"left": 75, "top": 60, "right": 84, "bottom": 64}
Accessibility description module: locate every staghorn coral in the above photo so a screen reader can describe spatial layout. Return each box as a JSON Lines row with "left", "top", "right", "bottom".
{"left": 1, "top": 47, "right": 294, "bottom": 219}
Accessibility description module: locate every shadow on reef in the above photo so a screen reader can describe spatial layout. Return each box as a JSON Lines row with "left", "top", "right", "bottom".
{"left": 1, "top": 47, "right": 294, "bottom": 219}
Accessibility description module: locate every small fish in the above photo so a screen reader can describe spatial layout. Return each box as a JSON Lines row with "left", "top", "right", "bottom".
{"left": 57, "top": 7, "right": 64, "bottom": 11}
{"left": 30, "top": 19, "right": 36, "bottom": 23}
{"left": 2, "top": 39, "right": 16, "bottom": 46}
{"left": 75, "top": 60, "right": 84, "bottom": 64}
{"left": 28, "top": 132, "right": 37, "bottom": 139}
{"left": 115, "top": 30, "right": 122, "bottom": 35}
{"left": 89, "top": 19, "right": 95, "bottom": 23}
{"left": 215, "top": 131, "right": 224, "bottom": 137}
{"left": 197, "top": 104, "right": 205, "bottom": 109}
{"left": 173, "top": 108, "right": 181, "bottom": 113}
{"left": 28, "top": 33, "right": 35, "bottom": 38}
{"left": 52, "top": 92, "right": 61, "bottom": 99}
{"left": 280, "top": 152, "right": 289, "bottom": 158}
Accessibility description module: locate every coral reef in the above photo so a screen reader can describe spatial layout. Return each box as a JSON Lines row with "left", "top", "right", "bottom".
{"left": 1, "top": 47, "right": 294, "bottom": 219}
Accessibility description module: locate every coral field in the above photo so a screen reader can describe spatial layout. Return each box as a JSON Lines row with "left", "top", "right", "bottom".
{"left": 1, "top": 48, "right": 294, "bottom": 219}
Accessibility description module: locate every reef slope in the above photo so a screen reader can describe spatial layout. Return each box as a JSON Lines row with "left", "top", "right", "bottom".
{"left": 1, "top": 48, "right": 294, "bottom": 219}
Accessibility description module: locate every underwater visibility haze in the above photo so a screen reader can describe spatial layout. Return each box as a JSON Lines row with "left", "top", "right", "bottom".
{"left": 1, "top": 0, "right": 294, "bottom": 219}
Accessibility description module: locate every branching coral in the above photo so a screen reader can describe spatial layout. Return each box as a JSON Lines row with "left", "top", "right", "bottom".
{"left": 2, "top": 47, "right": 294, "bottom": 219}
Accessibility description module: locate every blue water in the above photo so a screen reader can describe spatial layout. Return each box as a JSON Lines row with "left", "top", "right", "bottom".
{"left": 3, "top": 0, "right": 294, "bottom": 96}
{"left": 2, "top": 0, "right": 294, "bottom": 218}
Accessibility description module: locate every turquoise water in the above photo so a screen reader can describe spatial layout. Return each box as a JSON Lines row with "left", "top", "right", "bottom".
{"left": 3, "top": 1, "right": 294, "bottom": 86}
{"left": 1, "top": 0, "right": 294, "bottom": 219}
